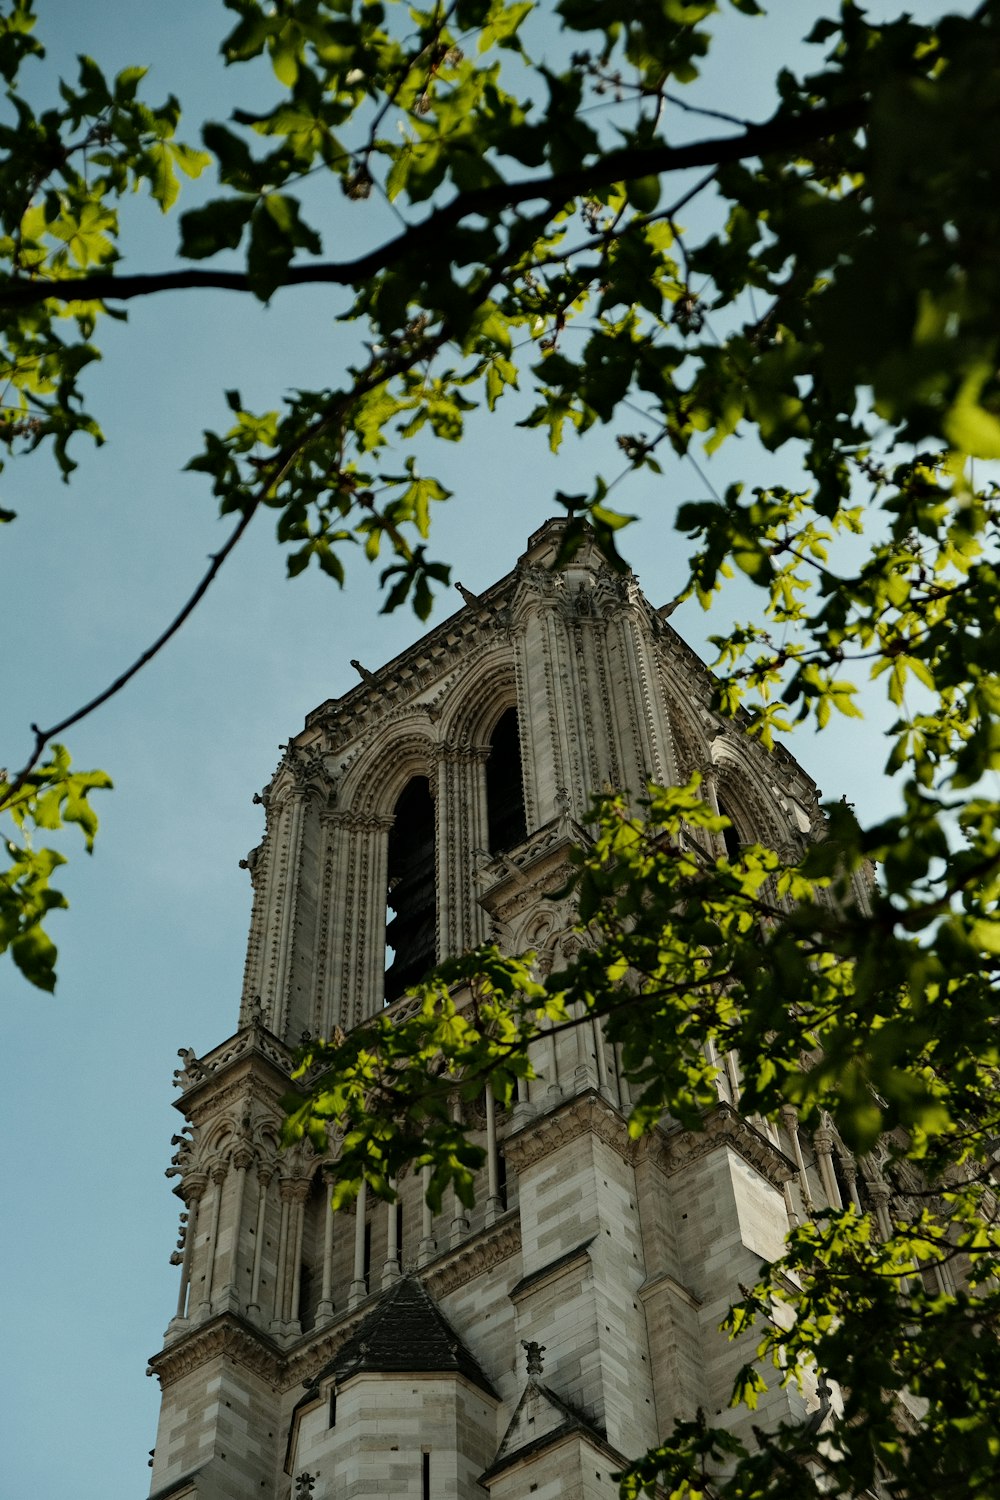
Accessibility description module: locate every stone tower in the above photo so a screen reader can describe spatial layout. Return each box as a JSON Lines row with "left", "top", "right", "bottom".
{"left": 147, "top": 520, "right": 856, "bottom": 1500}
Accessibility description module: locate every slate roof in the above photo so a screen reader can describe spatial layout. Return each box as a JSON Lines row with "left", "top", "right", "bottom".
{"left": 315, "top": 1276, "right": 498, "bottom": 1398}
{"left": 480, "top": 1376, "right": 616, "bottom": 1484}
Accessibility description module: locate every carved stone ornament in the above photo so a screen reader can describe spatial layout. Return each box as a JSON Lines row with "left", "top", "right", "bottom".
{"left": 148, "top": 1314, "right": 285, "bottom": 1391}
{"left": 503, "top": 1089, "right": 632, "bottom": 1174}
{"left": 423, "top": 1215, "right": 521, "bottom": 1300}
{"left": 651, "top": 1103, "right": 797, "bottom": 1191}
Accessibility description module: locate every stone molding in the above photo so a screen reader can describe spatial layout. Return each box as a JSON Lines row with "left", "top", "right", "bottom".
{"left": 173, "top": 1023, "right": 296, "bottom": 1104}
{"left": 652, "top": 1103, "right": 797, "bottom": 1190}
{"left": 638, "top": 1268, "right": 702, "bottom": 1312}
{"left": 423, "top": 1215, "right": 522, "bottom": 1299}
{"left": 504, "top": 1090, "right": 631, "bottom": 1173}
{"left": 148, "top": 1314, "right": 285, "bottom": 1391}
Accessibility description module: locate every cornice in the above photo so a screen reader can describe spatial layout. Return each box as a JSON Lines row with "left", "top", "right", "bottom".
{"left": 304, "top": 610, "right": 511, "bottom": 749}
{"left": 147, "top": 1314, "right": 285, "bottom": 1391}
{"left": 505, "top": 1093, "right": 795, "bottom": 1192}
{"left": 423, "top": 1214, "right": 521, "bottom": 1299}
{"left": 650, "top": 1104, "right": 797, "bottom": 1191}
{"left": 173, "top": 1023, "right": 297, "bottom": 1114}
{"left": 476, "top": 820, "right": 585, "bottom": 928}
{"left": 503, "top": 1090, "right": 632, "bottom": 1173}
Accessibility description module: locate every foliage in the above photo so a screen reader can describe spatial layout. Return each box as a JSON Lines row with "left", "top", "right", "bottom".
{"left": 287, "top": 775, "right": 1000, "bottom": 1495}
{"left": 2, "top": 0, "right": 1000, "bottom": 1493}
{"left": 0, "top": 747, "right": 110, "bottom": 989}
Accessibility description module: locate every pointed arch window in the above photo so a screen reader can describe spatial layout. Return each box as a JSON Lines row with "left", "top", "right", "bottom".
{"left": 717, "top": 798, "right": 742, "bottom": 862}
{"left": 385, "top": 776, "right": 436, "bottom": 1003}
{"left": 486, "top": 707, "right": 527, "bottom": 854}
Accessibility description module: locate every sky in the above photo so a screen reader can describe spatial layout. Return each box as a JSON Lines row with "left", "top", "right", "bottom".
{"left": 0, "top": 4, "right": 960, "bottom": 1498}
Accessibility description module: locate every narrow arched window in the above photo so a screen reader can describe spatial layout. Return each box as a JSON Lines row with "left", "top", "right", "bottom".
{"left": 717, "top": 798, "right": 742, "bottom": 862}
{"left": 385, "top": 776, "right": 436, "bottom": 1002}
{"left": 486, "top": 707, "right": 527, "bottom": 854}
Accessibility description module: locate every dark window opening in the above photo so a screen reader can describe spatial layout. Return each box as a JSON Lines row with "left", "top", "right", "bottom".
{"left": 422, "top": 1450, "right": 431, "bottom": 1500}
{"left": 395, "top": 1201, "right": 404, "bottom": 1267}
{"left": 385, "top": 776, "right": 436, "bottom": 1003}
{"left": 497, "top": 1148, "right": 508, "bottom": 1211}
{"left": 486, "top": 707, "right": 527, "bottom": 854}
{"left": 297, "top": 1262, "right": 313, "bottom": 1332}
{"left": 328, "top": 1387, "right": 337, "bottom": 1428}
{"left": 717, "top": 800, "right": 741, "bottom": 862}
{"left": 363, "top": 1220, "right": 372, "bottom": 1293}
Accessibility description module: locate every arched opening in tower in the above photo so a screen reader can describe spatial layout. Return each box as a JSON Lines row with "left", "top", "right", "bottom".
{"left": 717, "top": 799, "right": 742, "bottom": 862}
{"left": 486, "top": 706, "right": 527, "bottom": 854}
{"left": 384, "top": 775, "right": 436, "bottom": 1003}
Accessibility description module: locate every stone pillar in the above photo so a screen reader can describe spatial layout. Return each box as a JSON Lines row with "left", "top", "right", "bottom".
{"left": 200, "top": 1164, "right": 228, "bottom": 1318}
{"left": 450, "top": 1098, "right": 470, "bottom": 1247}
{"left": 317, "top": 1174, "right": 336, "bottom": 1322}
{"left": 172, "top": 1173, "right": 207, "bottom": 1325}
{"left": 271, "top": 1185, "right": 291, "bottom": 1326}
{"left": 782, "top": 1105, "right": 814, "bottom": 1214}
{"left": 226, "top": 1145, "right": 254, "bottom": 1310}
{"left": 349, "top": 1181, "right": 368, "bottom": 1308}
{"left": 573, "top": 1004, "right": 596, "bottom": 1091}
{"left": 837, "top": 1148, "right": 863, "bottom": 1213}
{"left": 724, "top": 1049, "right": 742, "bottom": 1106}
{"left": 615, "top": 1042, "right": 630, "bottom": 1110}
{"left": 382, "top": 1183, "right": 401, "bottom": 1288}
{"left": 546, "top": 1024, "right": 561, "bottom": 1098}
{"left": 247, "top": 1167, "right": 272, "bottom": 1318}
{"left": 485, "top": 1089, "right": 503, "bottom": 1226}
{"left": 867, "top": 1177, "right": 893, "bottom": 1241}
{"left": 592, "top": 1016, "right": 613, "bottom": 1100}
{"left": 418, "top": 1165, "right": 437, "bottom": 1266}
{"left": 813, "top": 1124, "right": 842, "bottom": 1209}
{"left": 287, "top": 1179, "right": 309, "bottom": 1330}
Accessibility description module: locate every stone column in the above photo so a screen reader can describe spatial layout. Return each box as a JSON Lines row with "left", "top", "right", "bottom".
{"left": 781, "top": 1105, "right": 814, "bottom": 1214}
{"left": 615, "top": 1042, "right": 630, "bottom": 1110}
{"left": 287, "top": 1179, "right": 310, "bottom": 1329}
{"left": 485, "top": 1089, "right": 503, "bottom": 1226}
{"left": 593, "top": 1016, "right": 613, "bottom": 1101}
{"left": 227, "top": 1145, "right": 254, "bottom": 1310}
{"left": 172, "top": 1173, "right": 207, "bottom": 1324}
{"left": 200, "top": 1164, "right": 228, "bottom": 1318}
{"left": 450, "top": 1099, "right": 470, "bottom": 1247}
{"left": 813, "top": 1124, "right": 842, "bottom": 1210}
{"left": 317, "top": 1173, "right": 336, "bottom": 1322}
{"left": 837, "top": 1148, "right": 863, "bottom": 1213}
{"left": 866, "top": 1177, "right": 893, "bottom": 1241}
{"left": 271, "top": 1184, "right": 292, "bottom": 1326}
{"left": 382, "top": 1182, "right": 401, "bottom": 1288}
{"left": 349, "top": 1181, "right": 368, "bottom": 1308}
{"left": 724, "top": 1050, "right": 742, "bottom": 1107}
{"left": 574, "top": 1003, "right": 596, "bottom": 1092}
{"left": 247, "top": 1167, "right": 272, "bottom": 1318}
{"left": 418, "top": 1165, "right": 437, "bottom": 1266}
{"left": 546, "top": 1023, "right": 561, "bottom": 1098}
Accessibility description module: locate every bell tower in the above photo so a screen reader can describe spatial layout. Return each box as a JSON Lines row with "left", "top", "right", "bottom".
{"left": 147, "top": 521, "right": 850, "bottom": 1500}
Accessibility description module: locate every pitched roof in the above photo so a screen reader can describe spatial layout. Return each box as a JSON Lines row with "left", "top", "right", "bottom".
{"left": 319, "top": 1276, "right": 498, "bottom": 1398}
{"left": 480, "top": 1376, "right": 615, "bottom": 1484}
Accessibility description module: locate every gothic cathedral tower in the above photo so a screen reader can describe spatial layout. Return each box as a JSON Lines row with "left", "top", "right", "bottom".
{"left": 147, "top": 520, "right": 849, "bottom": 1500}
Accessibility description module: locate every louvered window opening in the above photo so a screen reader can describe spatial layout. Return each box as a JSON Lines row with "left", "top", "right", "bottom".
{"left": 486, "top": 707, "right": 527, "bottom": 854}
{"left": 385, "top": 776, "right": 437, "bottom": 1002}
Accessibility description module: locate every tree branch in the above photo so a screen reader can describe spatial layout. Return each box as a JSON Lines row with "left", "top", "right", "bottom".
{"left": 0, "top": 98, "right": 866, "bottom": 309}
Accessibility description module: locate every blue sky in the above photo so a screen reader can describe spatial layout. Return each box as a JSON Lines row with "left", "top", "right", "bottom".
{"left": 0, "top": 3, "right": 955, "bottom": 1496}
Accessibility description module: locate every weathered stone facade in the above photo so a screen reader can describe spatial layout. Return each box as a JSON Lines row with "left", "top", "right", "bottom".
{"left": 147, "top": 520, "right": 870, "bottom": 1500}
